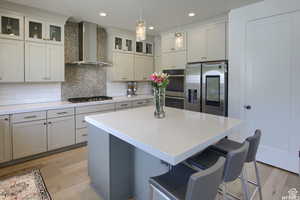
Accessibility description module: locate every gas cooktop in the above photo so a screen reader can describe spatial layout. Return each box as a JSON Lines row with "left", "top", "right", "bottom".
{"left": 68, "top": 96, "right": 113, "bottom": 103}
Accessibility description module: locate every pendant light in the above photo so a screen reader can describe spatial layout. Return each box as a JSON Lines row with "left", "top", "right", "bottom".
{"left": 136, "top": 8, "right": 146, "bottom": 41}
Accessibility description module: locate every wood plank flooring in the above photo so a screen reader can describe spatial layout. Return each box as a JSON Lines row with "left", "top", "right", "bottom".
{"left": 0, "top": 147, "right": 298, "bottom": 200}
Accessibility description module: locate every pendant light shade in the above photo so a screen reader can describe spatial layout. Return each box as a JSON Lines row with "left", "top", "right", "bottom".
{"left": 136, "top": 20, "right": 146, "bottom": 41}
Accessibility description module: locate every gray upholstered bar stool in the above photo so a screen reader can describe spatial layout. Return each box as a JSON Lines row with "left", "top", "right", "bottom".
{"left": 210, "top": 130, "right": 263, "bottom": 200}
{"left": 149, "top": 157, "right": 225, "bottom": 200}
{"left": 187, "top": 141, "right": 250, "bottom": 200}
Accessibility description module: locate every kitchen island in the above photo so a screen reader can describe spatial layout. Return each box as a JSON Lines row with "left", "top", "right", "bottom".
{"left": 85, "top": 106, "right": 243, "bottom": 200}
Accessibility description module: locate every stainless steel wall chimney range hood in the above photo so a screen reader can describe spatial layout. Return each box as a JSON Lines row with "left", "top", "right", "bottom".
{"left": 72, "top": 22, "right": 112, "bottom": 66}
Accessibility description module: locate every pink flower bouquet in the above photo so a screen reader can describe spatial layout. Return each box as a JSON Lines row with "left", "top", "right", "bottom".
{"left": 150, "top": 72, "right": 169, "bottom": 89}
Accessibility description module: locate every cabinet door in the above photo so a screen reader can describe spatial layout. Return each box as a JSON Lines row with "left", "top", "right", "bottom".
{"left": 187, "top": 27, "right": 207, "bottom": 62}
{"left": 46, "top": 23, "right": 64, "bottom": 45}
{"left": 161, "top": 33, "right": 175, "bottom": 53}
{"left": 112, "top": 52, "right": 134, "bottom": 81}
{"left": 0, "top": 39, "right": 24, "bottom": 82}
{"left": 47, "top": 44, "right": 64, "bottom": 81}
{"left": 206, "top": 22, "right": 226, "bottom": 61}
{"left": 173, "top": 51, "right": 187, "bottom": 69}
{"left": 0, "top": 12, "right": 24, "bottom": 40}
{"left": 12, "top": 120, "right": 47, "bottom": 159}
{"left": 25, "top": 17, "right": 45, "bottom": 43}
{"left": 47, "top": 116, "right": 75, "bottom": 150}
{"left": 161, "top": 52, "right": 173, "bottom": 69}
{"left": 25, "top": 42, "right": 47, "bottom": 82}
{"left": 0, "top": 116, "right": 11, "bottom": 163}
{"left": 174, "top": 32, "right": 186, "bottom": 51}
{"left": 134, "top": 55, "right": 154, "bottom": 81}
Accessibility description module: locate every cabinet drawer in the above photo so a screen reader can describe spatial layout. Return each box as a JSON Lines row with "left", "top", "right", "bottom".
{"left": 76, "top": 111, "right": 112, "bottom": 129}
{"left": 76, "top": 103, "right": 115, "bottom": 114}
{"left": 116, "top": 101, "right": 132, "bottom": 110}
{"left": 76, "top": 128, "right": 88, "bottom": 144}
{"left": 47, "top": 108, "right": 74, "bottom": 119}
{"left": 132, "top": 99, "right": 153, "bottom": 107}
{"left": 12, "top": 111, "right": 46, "bottom": 123}
{"left": 0, "top": 115, "right": 9, "bottom": 121}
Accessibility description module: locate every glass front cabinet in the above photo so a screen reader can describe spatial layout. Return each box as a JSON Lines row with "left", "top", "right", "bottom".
{"left": 114, "top": 36, "right": 133, "bottom": 53}
{"left": 136, "top": 41, "right": 153, "bottom": 56}
{"left": 0, "top": 12, "right": 24, "bottom": 40}
{"left": 25, "top": 17, "right": 64, "bottom": 44}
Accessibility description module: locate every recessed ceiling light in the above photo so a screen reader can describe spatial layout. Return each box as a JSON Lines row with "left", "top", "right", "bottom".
{"left": 188, "top": 12, "right": 196, "bottom": 17}
{"left": 149, "top": 26, "right": 154, "bottom": 30}
{"left": 99, "top": 12, "right": 107, "bottom": 17}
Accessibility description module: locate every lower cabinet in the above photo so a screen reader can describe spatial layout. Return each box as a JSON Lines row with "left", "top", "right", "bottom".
{"left": 12, "top": 120, "right": 47, "bottom": 159}
{"left": 47, "top": 116, "right": 75, "bottom": 150}
{"left": 0, "top": 115, "right": 11, "bottom": 163}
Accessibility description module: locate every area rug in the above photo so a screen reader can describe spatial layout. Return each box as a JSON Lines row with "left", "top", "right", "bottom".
{"left": 0, "top": 168, "right": 51, "bottom": 200}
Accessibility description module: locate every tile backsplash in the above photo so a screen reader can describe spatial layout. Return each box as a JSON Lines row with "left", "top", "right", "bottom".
{"left": 0, "top": 83, "right": 61, "bottom": 106}
{"left": 61, "top": 64, "right": 107, "bottom": 100}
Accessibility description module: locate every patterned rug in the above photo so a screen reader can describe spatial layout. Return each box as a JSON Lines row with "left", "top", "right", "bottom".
{"left": 0, "top": 168, "right": 51, "bottom": 200}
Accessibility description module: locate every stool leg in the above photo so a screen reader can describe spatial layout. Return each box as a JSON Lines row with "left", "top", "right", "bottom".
{"left": 241, "top": 167, "right": 250, "bottom": 200}
{"left": 254, "top": 160, "right": 263, "bottom": 200}
{"left": 222, "top": 183, "right": 228, "bottom": 200}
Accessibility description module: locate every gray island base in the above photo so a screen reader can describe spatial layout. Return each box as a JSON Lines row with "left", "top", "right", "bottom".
{"left": 86, "top": 107, "right": 243, "bottom": 200}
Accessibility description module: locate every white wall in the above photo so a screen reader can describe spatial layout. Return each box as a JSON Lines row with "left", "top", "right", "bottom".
{"left": 0, "top": 83, "right": 61, "bottom": 105}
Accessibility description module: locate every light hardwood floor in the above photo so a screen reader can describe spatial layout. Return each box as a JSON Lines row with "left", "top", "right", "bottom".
{"left": 0, "top": 147, "right": 299, "bottom": 200}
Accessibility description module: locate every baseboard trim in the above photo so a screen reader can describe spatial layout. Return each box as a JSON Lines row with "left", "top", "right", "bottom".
{"left": 0, "top": 142, "right": 87, "bottom": 168}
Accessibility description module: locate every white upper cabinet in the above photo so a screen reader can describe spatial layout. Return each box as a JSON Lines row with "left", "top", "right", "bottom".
{"left": 136, "top": 41, "right": 154, "bottom": 56}
{"left": 25, "top": 17, "right": 64, "bottom": 45}
{"left": 187, "top": 27, "right": 207, "bottom": 62}
{"left": 161, "top": 51, "right": 187, "bottom": 70}
{"left": 25, "top": 42, "right": 47, "bottom": 82}
{"left": 0, "top": 11, "right": 24, "bottom": 40}
{"left": 25, "top": 17, "right": 45, "bottom": 43}
{"left": 134, "top": 55, "right": 154, "bottom": 81}
{"left": 206, "top": 22, "right": 226, "bottom": 61}
{"left": 25, "top": 42, "right": 64, "bottom": 82}
{"left": 0, "top": 39, "right": 24, "bottom": 82}
{"left": 112, "top": 52, "right": 134, "bottom": 81}
{"left": 187, "top": 22, "right": 226, "bottom": 62}
{"left": 47, "top": 44, "right": 65, "bottom": 81}
{"left": 161, "top": 32, "right": 186, "bottom": 53}
{"left": 114, "top": 36, "right": 134, "bottom": 53}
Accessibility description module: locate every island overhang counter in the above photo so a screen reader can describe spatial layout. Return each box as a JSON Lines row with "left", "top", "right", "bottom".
{"left": 85, "top": 106, "right": 243, "bottom": 200}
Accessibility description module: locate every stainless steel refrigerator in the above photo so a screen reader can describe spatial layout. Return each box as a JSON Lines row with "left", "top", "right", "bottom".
{"left": 184, "top": 61, "right": 228, "bottom": 116}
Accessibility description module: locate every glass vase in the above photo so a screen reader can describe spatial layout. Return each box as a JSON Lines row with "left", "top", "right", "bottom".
{"left": 153, "top": 87, "right": 166, "bottom": 119}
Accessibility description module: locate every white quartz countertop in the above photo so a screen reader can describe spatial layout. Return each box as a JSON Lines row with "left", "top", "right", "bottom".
{"left": 85, "top": 106, "right": 243, "bottom": 165}
{"left": 0, "top": 95, "right": 153, "bottom": 115}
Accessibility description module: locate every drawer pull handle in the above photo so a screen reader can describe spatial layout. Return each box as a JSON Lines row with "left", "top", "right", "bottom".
{"left": 120, "top": 104, "right": 128, "bottom": 107}
{"left": 48, "top": 122, "right": 52, "bottom": 124}
{"left": 43, "top": 122, "right": 47, "bottom": 125}
{"left": 4, "top": 118, "right": 9, "bottom": 121}
{"left": 82, "top": 120, "right": 86, "bottom": 123}
{"left": 82, "top": 134, "right": 88, "bottom": 137}
{"left": 137, "top": 102, "right": 144, "bottom": 105}
{"left": 24, "top": 115, "right": 37, "bottom": 119}
{"left": 57, "top": 112, "right": 68, "bottom": 115}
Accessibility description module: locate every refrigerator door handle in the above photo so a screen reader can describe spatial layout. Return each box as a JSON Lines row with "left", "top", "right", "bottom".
{"left": 193, "top": 89, "right": 198, "bottom": 103}
{"left": 188, "top": 89, "right": 192, "bottom": 103}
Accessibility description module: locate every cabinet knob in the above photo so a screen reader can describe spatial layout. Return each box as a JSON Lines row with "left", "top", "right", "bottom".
{"left": 43, "top": 122, "right": 47, "bottom": 125}
{"left": 4, "top": 118, "right": 9, "bottom": 121}
{"left": 48, "top": 121, "right": 52, "bottom": 124}
{"left": 244, "top": 105, "right": 252, "bottom": 110}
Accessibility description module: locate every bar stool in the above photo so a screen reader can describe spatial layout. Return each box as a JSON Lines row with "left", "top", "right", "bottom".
{"left": 187, "top": 141, "right": 250, "bottom": 200}
{"left": 210, "top": 130, "right": 263, "bottom": 200}
{"left": 149, "top": 157, "right": 225, "bottom": 200}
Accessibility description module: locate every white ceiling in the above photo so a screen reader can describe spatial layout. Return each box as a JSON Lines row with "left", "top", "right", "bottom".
{"left": 6, "top": 0, "right": 261, "bottom": 34}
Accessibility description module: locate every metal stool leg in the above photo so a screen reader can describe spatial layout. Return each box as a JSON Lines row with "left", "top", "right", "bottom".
{"left": 241, "top": 167, "right": 250, "bottom": 200}
{"left": 254, "top": 160, "right": 263, "bottom": 200}
{"left": 223, "top": 183, "right": 228, "bottom": 200}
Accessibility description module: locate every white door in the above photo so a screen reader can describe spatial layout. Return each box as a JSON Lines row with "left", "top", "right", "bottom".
{"left": 0, "top": 39, "right": 24, "bottom": 82}
{"left": 187, "top": 27, "right": 207, "bottom": 62}
{"left": 12, "top": 120, "right": 47, "bottom": 159}
{"left": 0, "top": 116, "right": 11, "bottom": 163}
{"left": 245, "top": 13, "right": 299, "bottom": 173}
{"left": 112, "top": 52, "right": 134, "bottom": 81}
{"left": 134, "top": 55, "right": 153, "bottom": 81}
{"left": 47, "top": 44, "right": 64, "bottom": 81}
{"left": 206, "top": 22, "right": 226, "bottom": 61}
{"left": 47, "top": 116, "right": 75, "bottom": 150}
{"left": 25, "top": 42, "right": 47, "bottom": 82}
